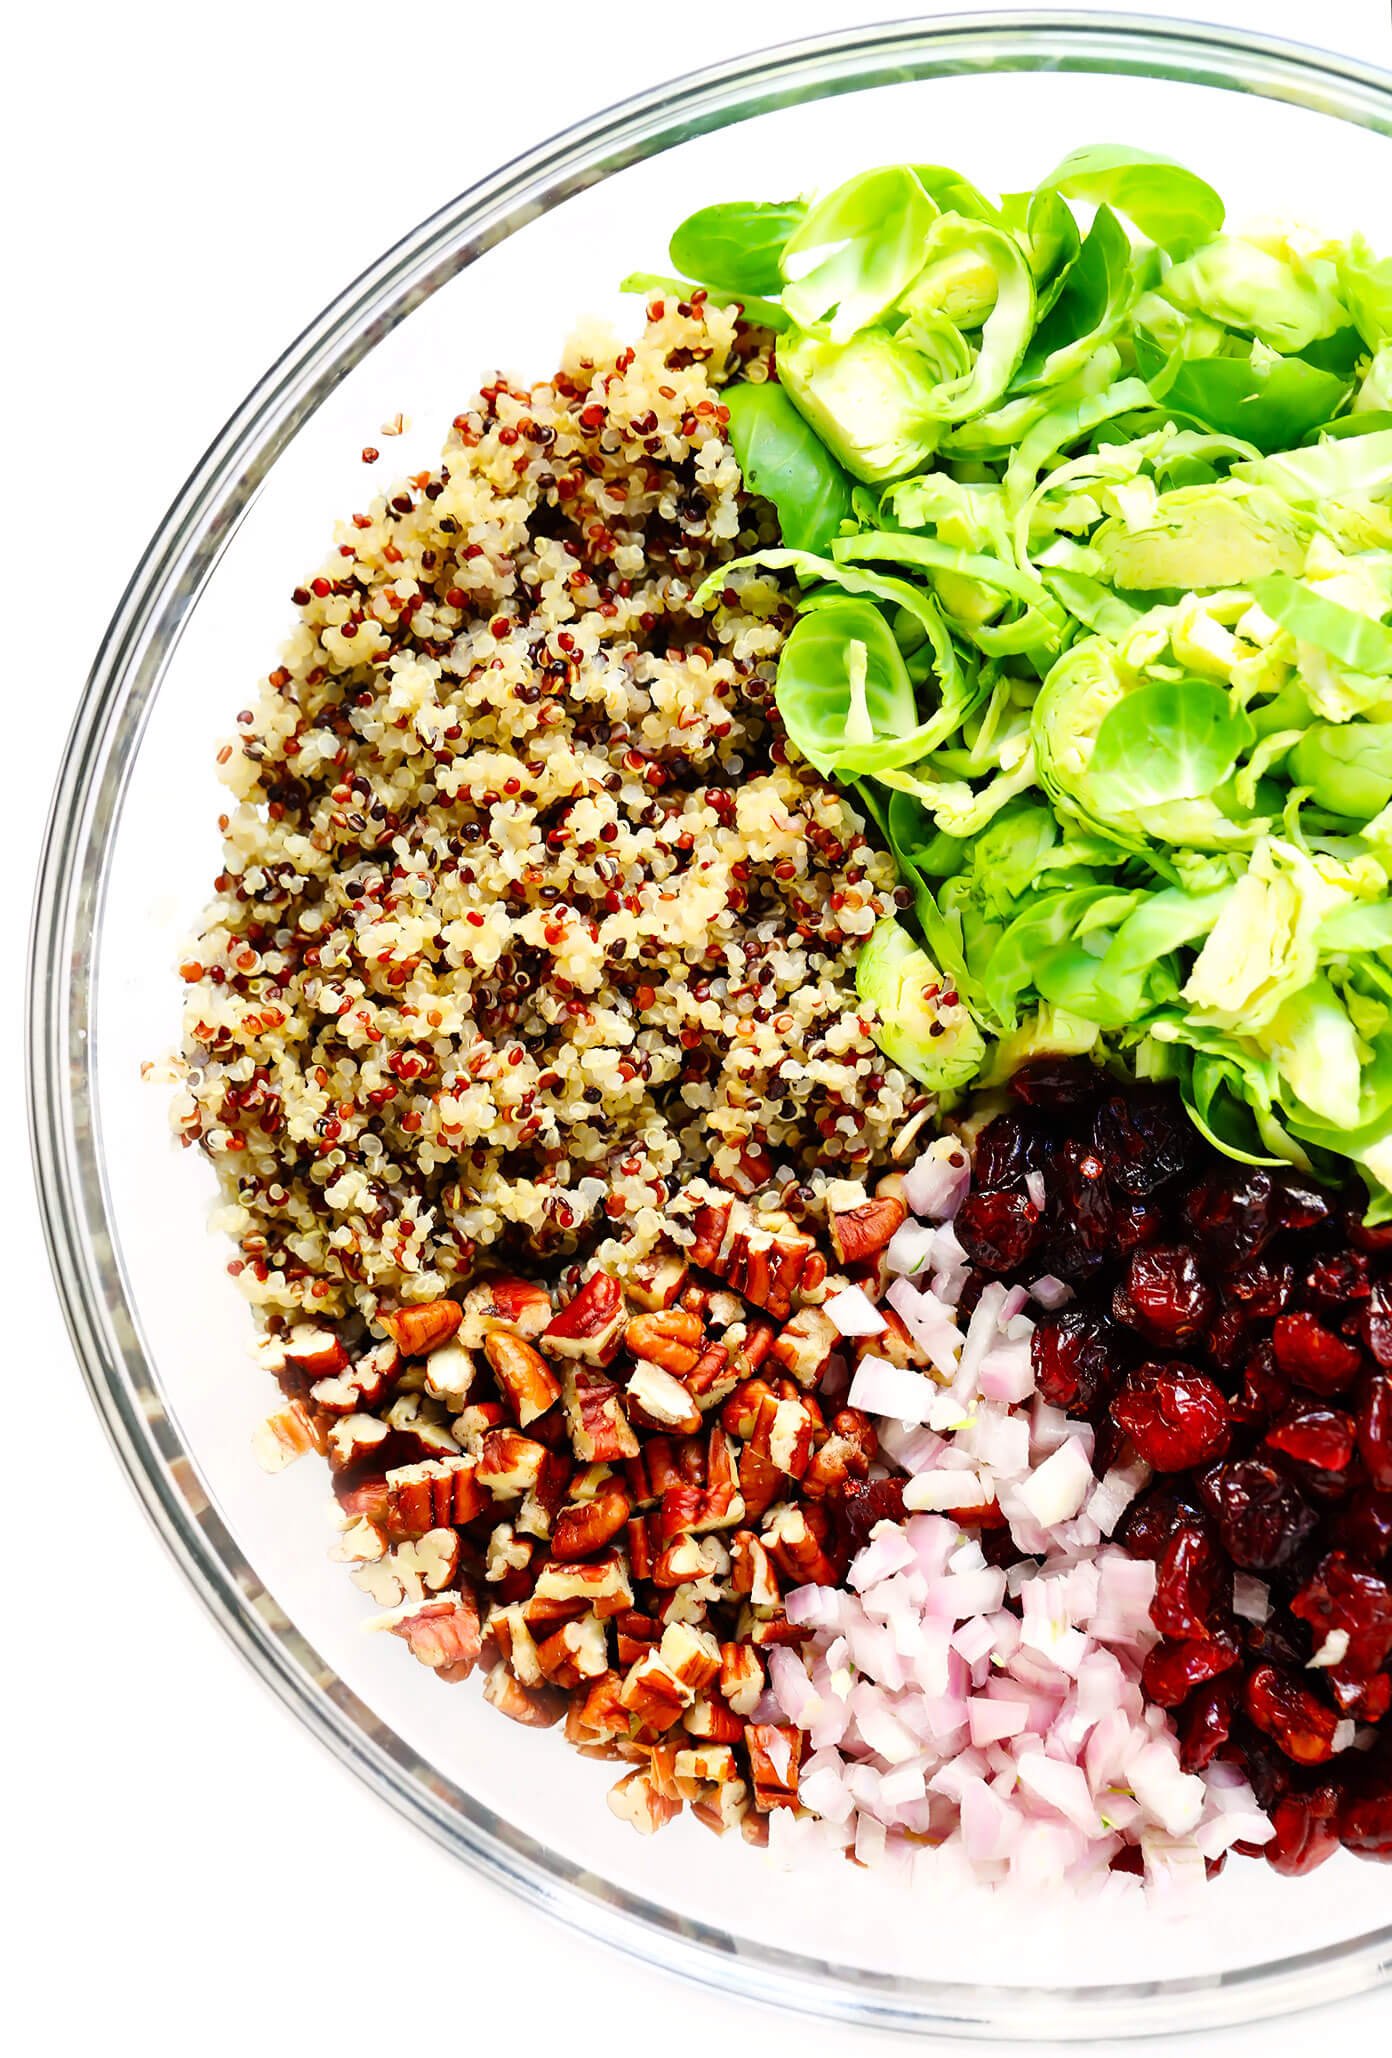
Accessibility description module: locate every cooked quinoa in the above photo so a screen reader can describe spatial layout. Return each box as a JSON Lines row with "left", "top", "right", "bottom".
{"left": 176, "top": 301, "right": 920, "bottom": 1323}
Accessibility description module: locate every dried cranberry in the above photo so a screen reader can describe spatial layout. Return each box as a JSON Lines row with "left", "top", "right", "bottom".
{"left": 971, "top": 1110, "right": 1047, "bottom": 1193}
{"left": 1092, "top": 1085, "right": 1198, "bottom": 1195}
{"left": 955, "top": 1189, "right": 1040, "bottom": 1273}
{"left": 1264, "top": 1405, "right": 1357, "bottom": 1474}
{"left": 1245, "top": 1664, "right": 1340, "bottom": 1764}
{"left": 1365, "top": 1283, "right": 1392, "bottom": 1370}
{"left": 1030, "top": 1307, "right": 1122, "bottom": 1416}
{"left": 1008, "top": 1055, "right": 1102, "bottom": 1112}
{"left": 1142, "top": 1632, "right": 1239, "bottom": 1707}
{"left": 1264, "top": 1784, "right": 1342, "bottom": 1875}
{"left": 1305, "top": 1249, "right": 1371, "bottom": 1309}
{"left": 1349, "top": 1213, "right": 1392, "bottom": 1258}
{"left": 1329, "top": 1668, "right": 1392, "bottom": 1721}
{"left": 1178, "top": 1674, "right": 1236, "bottom": 1771}
{"left": 1338, "top": 1765, "right": 1392, "bottom": 1860}
{"left": 1113, "top": 1244, "right": 1214, "bottom": 1346}
{"left": 1271, "top": 1311, "right": 1363, "bottom": 1394}
{"left": 1111, "top": 1364, "right": 1231, "bottom": 1471}
{"left": 1332, "top": 1487, "right": 1392, "bottom": 1567}
{"left": 1273, "top": 1174, "right": 1334, "bottom": 1233}
{"left": 1119, "top": 1485, "right": 1199, "bottom": 1561}
{"left": 1226, "top": 1257, "right": 1294, "bottom": 1320}
{"left": 1235, "top": 1724, "right": 1294, "bottom": 1809}
{"left": 1110, "top": 1196, "right": 1165, "bottom": 1254}
{"left": 835, "top": 1477, "right": 907, "bottom": 1554}
{"left": 1182, "top": 1169, "right": 1275, "bottom": 1263}
{"left": 1291, "top": 1552, "right": 1392, "bottom": 1676}
{"left": 1199, "top": 1457, "right": 1318, "bottom": 1570}
{"left": 1051, "top": 1136, "right": 1115, "bottom": 1251}
{"left": 1229, "top": 1340, "right": 1291, "bottom": 1430}
{"left": 1153, "top": 1523, "right": 1231, "bottom": 1639}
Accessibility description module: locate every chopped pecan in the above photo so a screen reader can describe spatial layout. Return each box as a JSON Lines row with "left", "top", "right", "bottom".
{"left": 683, "top": 1693, "right": 745, "bottom": 1744}
{"left": 476, "top": 1429, "right": 550, "bottom": 1499}
{"left": 719, "top": 1641, "right": 765, "bottom": 1716}
{"left": 326, "top": 1412, "right": 390, "bottom": 1469}
{"left": 721, "top": 1377, "right": 777, "bottom": 1442}
{"left": 626, "top": 1362, "right": 702, "bottom": 1435}
{"left": 563, "top": 1369, "right": 639, "bottom": 1462}
{"left": 651, "top": 1532, "right": 729, "bottom": 1591}
{"left": 736, "top": 1439, "right": 783, "bottom": 1522}
{"left": 329, "top": 1514, "right": 387, "bottom": 1565}
{"left": 746, "top": 1611, "right": 805, "bottom": 1647}
{"left": 691, "top": 1775, "right": 751, "bottom": 1836}
{"left": 618, "top": 1650, "right": 694, "bottom": 1730}
{"left": 803, "top": 1407, "right": 878, "bottom": 1497}
{"left": 659, "top": 1621, "right": 721, "bottom": 1692}
{"left": 552, "top": 1483, "right": 632, "bottom": 1561}
{"left": 459, "top": 1276, "right": 552, "bottom": 1348}
{"left": 724, "top": 1220, "right": 817, "bottom": 1323}
{"left": 385, "top": 1454, "right": 487, "bottom": 1537}
{"left": 753, "top": 1392, "right": 816, "bottom": 1479}
{"left": 482, "top": 1661, "right": 565, "bottom": 1728}
{"left": 769, "top": 1305, "right": 839, "bottom": 1388}
{"left": 484, "top": 1522, "right": 535, "bottom": 1584}
{"left": 565, "top": 1671, "right": 632, "bottom": 1752}
{"left": 623, "top": 1436, "right": 684, "bottom": 1507}
{"left": 530, "top": 1550, "right": 633, "bottom": 1621}
{"left": 252, "top": 1399, "right": 324, "bottom": 1472}
{"left": 763, "top": 1501, "right": 836, "bottom": 1587}
{"left": 535, "top": 1610, "right": 609, "bottom": 1688}
{"left": 730, "top": 1316, "right": 776, "bottom": 1381}
{"left": 488, "top": 1602, "right": 543, "bottom": 1684}
{"left": 281, "top": 1324, "right": 350, "bottom": 1379}
{"left": 730, "top": 1529, "right": 781, "bottom": 1610}
{"left": 745, "top": 1721, "right": 802, "bottom": 1810}
{"left": 625, "top": 1514, "right": 656, "bottom": 1582}
{"left": 312, "top": 1339, "right": 401, "bottom": 1416}
{"left": 381, "top": 1298, "right": 463, "bottom": 1358}
{"left": 484, "top": 1331, "right": 562, "bottom": 1426}
{"left": 543, "top": 1271, "right": 625, "bottom": 1365}
{"left": 828, "top": 1192, "right": 907, "bottom": 1266}
{"left": 383, "top": 1591, "right": 482, "bottom": 1681}
{"left": 613, "top": 1608, "right": 662, "bottom": 1668}
{"left": 354, "top": 1526, "right": 460, "bottom": 1607}
{"left": 383, "top": 1391, "right": 459, "bottom": 1455}
{"left": 607, "top": 1766, "right": 683, "bottom": 1835}
{"left": 422, "top": 1340, "right": 476, "bottom": 1410}
{"left": 453, "top": 1399, "right": 508, "bottom": 1446}
{"left": 688, "top": 1194, "right": 734, "bottom": 1271}
{"left": 674, "top": 1743, "right": 738, "bottom": 1799}
{"left": 624, "top": 1249, "right": 690, "bottom": 1313}
{"left": 624, "top": 1308, "right": 703, "bottom": 1377}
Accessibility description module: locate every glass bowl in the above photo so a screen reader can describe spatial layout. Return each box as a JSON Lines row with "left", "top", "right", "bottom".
{"left": 29, "top": 10, "right": 1392, "bottom": 2036}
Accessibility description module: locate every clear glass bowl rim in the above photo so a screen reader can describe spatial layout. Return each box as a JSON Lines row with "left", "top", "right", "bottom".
{"left": 28, "top": 10, "right": 1392, "bottom": 2037}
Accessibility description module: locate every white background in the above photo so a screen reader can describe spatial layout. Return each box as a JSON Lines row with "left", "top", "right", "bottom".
{"left": 9, "top": 3, "right": 1392, "bottom": 2053}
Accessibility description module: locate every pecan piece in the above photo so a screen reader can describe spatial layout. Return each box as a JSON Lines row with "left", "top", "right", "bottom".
{"left": 326, "top": 1412, "right": 390, "bottom": 1469}
{"left": 828, "top": 1192, "right": 907, "bottom": 1266}
{"left": 618, "top": 1651, "right": 694, "bottom": 1731}
{"left": 719, "top": 1641, "right": 764, "bottom": 1716}
{"left": 660, "top": 1621, "right": 721, "bottom": 1693}
{"left": 683, "top": 1694, "right": 744, "bottom": 1743}
{"left": 691, "top": 1776, "right": 751, "bottom": 1836}
{"left": 251, "top": 1399, "right": 324, "bottom": 1472}
{"left": 484, "top": 1331, "right": 562, "bottom": 1426}
{"left": 422, "top": 1341, "right": 477, "bottom": 1410}
{"left": 312, "top": 1338, "right": 401, "bottom": 1417}
{"left": 281, "top": 1324, "right": 350, "bottom": 1380}
{"left": 607, "top": 1766, "right": 683, "bottom": 1835}
{"left": 563, "top": 1369, "right": 640, "bottom": 1462}
{"left": 624, "top": 1249, "right": 690, "bottom": 1313}
{"left": 459, "top": 1275, "right": 551, "bottom": 1348}
{"left": 624, "top": 1308, "right": 703, "bottom": 1377}
{"left": 763, "top": 1502, "right": 836, "bottom": 1587}
{"left": 730, "top": 1530, "right": 781, "bottom": 1611}
{"left": 385, "top": 1454, "right": 488, "bottom": 1538}
{"left": 769, "top": 1305, "right": 839, "bottom": 1389}
{"left": 354, "top": 1527, "right": 460, "bottom": 1607}
{"left": 535, "top": 1610, "right": 610, "bottom": 1688}
{"left": 544, "top": 1271, "right": 625, "bottom": 1365}
{"left": 531, "top": 1550, "right": 633, "bottom": 1620}
{"left": 804, "top": 1407, "right": 878, "bottom": 1498}
{"left": 476, "top": 1429, "right": 550, "bottom": 1500}
{"left": 745, "top": 1722, "right": 802, "bottom": 1810}
{"left": 552, "top": 1483, "right": 632, "bottom": 1561}
{"left": 384, "top": 1592, "right": 482, "bottom": 1681}
{"left": 381, "top": 1298, "right": 463, "bottom": 1358}
{"left": 626, "top": 1362, "right": 702, "bottom": 1435}
{"left": 483, "top": 1661, "right": 565, "bottom": 1728}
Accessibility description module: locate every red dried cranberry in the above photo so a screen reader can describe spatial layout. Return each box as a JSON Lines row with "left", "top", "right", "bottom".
{"left": 1305, "top": 1249, "right": 1371, "bottom": 1309}
{"left": 1111, "top": 1364, "right": 1231, "bottom": 1471}
{"left": 1245, "top": 1664, "right": 1340, "bottom": 1764}
{"left": 1229, "top": 1340, "right": 1291, "bottom": 1430}
{"left": 1236, "top": 1725, "right": 1294, "bottom": 1809}
{"left": 1336, "top": 1747, "right": 1392, "bottom": 1860}
{"left": 1332, "top": 1486, "right": 1392, "bottom": 1566}
{"left": 1199, "top": 1457, "right": 1318, "bottom": 1570}
{"left": 1178, "top": 1674, "right": 1236, "bottom": 1771}
{"left": 1118, "top": 1486, "right": 1192, "bottom": 1561}
{"left": 1365, "top": 1283, "right": 1392, "bottom": 1371}
{"left": 835, "top": 1477, "right": 907, "bottom": 1555}
{"left": 1205, "top": 1307, "right": 1251, "bottom": 1374}
{"left": 1264, "top": 1405, "right": 1357, "bottom": 1473}
{"left": 1153, "top": 1523, "right": 1231, "bottom": 1638}
{"left": 1030, "top": 1307, "right": 1122, "bottom": 1416}
{"left": 1007, "top": 1055, "right": 1102, "bottom": 1112}
{"left": 955, "top": 1189, "right": 1041, "bottom": 1273}
{"left": 1092, "top": 1085, "right": 1198, "bottom": 1196}
{"left": 1271, "top": 1311, "right": 1363, "bottom": 1394}
{"left": 1349, "top": 1213, "right": 1392, "bottom": 1258}
{"left": 1264, "top": 1785, "right": 1342, "bottom": 1875}
{"left": 1291, "top": 1552, "right": 1392, "bottom": 1675}
{"left": 1225, "top": 1256, "right": 1294, "bottom": 1319}
{"left": 1111, "top": 1196, "right": 1165, "bottom": 1253}
{"left": 1182, "top": 1169, "right": 1275, "bottom": 1263}
{"left": 1142, "top": 1632, "right": 1239, "bottom": 1707}
{"left": 1272, "top": 1174, "right": 1333, "bottom": 1233}
{"left": 971, "top": 1110, "right": 1048, "bottom": 1193}
{"left": 1328, "top": 1668, "right": 1392, "bottom": 1721}
{"left": 1113, "top": 1244, "right": 1214, "bottom": 1346}
{"left": 1052, "top": 1137, "right": 1116, "bottom": 1251}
